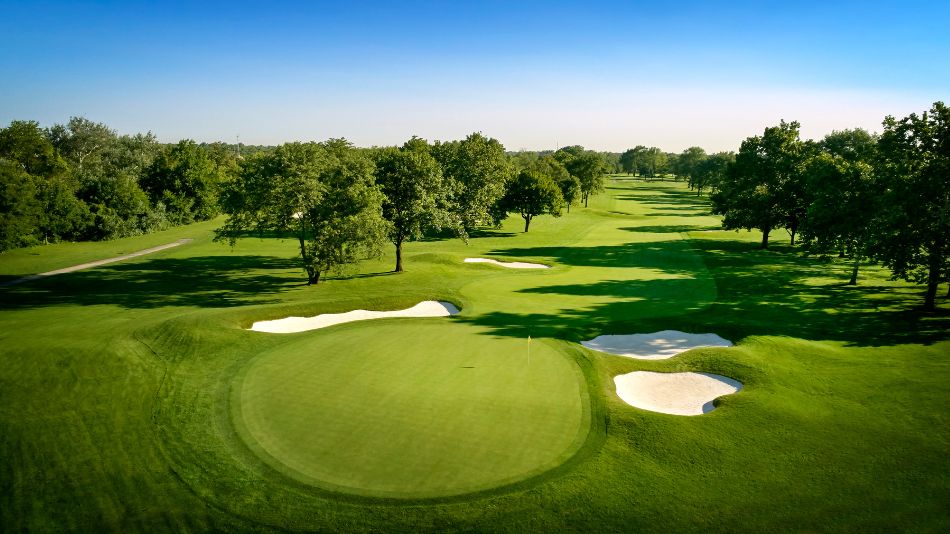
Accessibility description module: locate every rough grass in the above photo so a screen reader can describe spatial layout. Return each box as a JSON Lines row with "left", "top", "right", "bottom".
{"left": 1, "top": 178, "right": 948, "bottom": 532}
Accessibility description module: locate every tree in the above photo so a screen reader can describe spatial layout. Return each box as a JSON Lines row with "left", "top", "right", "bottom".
{"left": 799, "top": 129, "right": 879, "bottom": 284}
{"left": 711, "top": 120, "right": 806, "bottom": 248}
{"left": 619, "top": 147, "right": 639, "bottom": 175}
{"left": 0, "top": 120, "right": 90, "bottom": 244}
{"left": 498, "top": 169, "right": 564, "bottom": 232}
{"left": 676, "top": 146, "right": 708, "bottom": 188}
{"left": 217, "top": 140, "right": 386, "bottom": 285}
{"left": 874, "top": 102, "right": 950, "bottom": 310}
{"left": 142, "top": 140, "right": 223, "bottom": 224}
{"left": 528, "top": 155, "right": 578, "bottom": 212}
{"left": 47, "top": 117, "right": 115, "bottom": 174}
{"left": 432, "top": 133, "right": 512, "bottom": 231}
{"left": 375, "top": 137, "right": 449, "bottom": 272}
{"left": 0, "top": 160, "right": 41, "bottom": 250}
{"left": 693, "top": 152, "right": 734, "bottom": 196}
{"left": 556, "top": 147, "right": 607, "bottom": 207}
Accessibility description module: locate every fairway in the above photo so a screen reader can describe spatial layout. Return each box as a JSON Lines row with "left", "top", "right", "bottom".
{"left": 234, "top": 322, "right": 590, "bottom": 498}
{"left": 1, "top": 178, "right": 948, "bottom": 532}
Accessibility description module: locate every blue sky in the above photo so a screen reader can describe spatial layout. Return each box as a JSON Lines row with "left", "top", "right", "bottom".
{"left": 2, "top": 1, "right": 947, "bottom": 151}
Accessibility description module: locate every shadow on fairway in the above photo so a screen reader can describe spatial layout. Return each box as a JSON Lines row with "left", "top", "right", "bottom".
{"left": 460, "top": 237, "right": 950, "bottom": 348}
{"left": 0, "top": 255, "right": 302, "bottom": 309}
{"left": 486, "top": 240, "right": 702, "bottom": 271}
{"left": 620, "top": 225, "right": 720, "bottom": 233}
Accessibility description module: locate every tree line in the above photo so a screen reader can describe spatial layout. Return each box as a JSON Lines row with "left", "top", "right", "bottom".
{"left": 217, "top": 135, "right": 610, "bottom": 282}
{"left": 705, "top": 102, "right": 949, "bottom": 310}
{"left": 0, "top": 117, "right": 245, "bottom": 249}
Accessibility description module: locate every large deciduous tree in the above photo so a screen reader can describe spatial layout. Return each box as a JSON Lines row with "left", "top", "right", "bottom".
{"left": 712, "top": 120, "right": 807, "bottom": 248}
{"left": 556, "top": 147, "right": 607, "bottom": 207}
{"left": 498, "top": 169, "right": 564, "bottom": 232}
{"left": 375, "top": 137, "right": 450, "bottom": 272}
{"left": 217, "top": 140, "right": 386, "bottom": 285}
{"left": 800, "top": 129, "right": 879, "bottom": 284}
{"left": 142, "top": 140, "right": 224, "bottom": 224}
{"left": 874, "top": 102, "right": 950, "bottom": 310}
{"left": 676, "top": 146, "right": 708, "bottom": 189}
{"left": 432, "top": 132, "right": 512, "bottom": 232}
{"left": 693, "top": 151, "right": 734, "bottom": 196}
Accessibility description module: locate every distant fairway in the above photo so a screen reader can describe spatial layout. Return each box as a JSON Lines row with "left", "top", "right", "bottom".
{"left": 234, "top": 322, "right": 590, "bottom": 498}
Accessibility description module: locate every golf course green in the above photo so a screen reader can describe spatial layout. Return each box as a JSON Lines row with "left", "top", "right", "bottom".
{"left": 1, "top": 179, "right": 948, "bottom": 531}
{"left": 234, "top": 323, "right": 591, "bottom": 498}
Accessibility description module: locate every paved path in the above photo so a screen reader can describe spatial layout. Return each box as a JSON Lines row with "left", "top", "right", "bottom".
{"left": 0, "top": 239, "right": 193, "bottom": 288}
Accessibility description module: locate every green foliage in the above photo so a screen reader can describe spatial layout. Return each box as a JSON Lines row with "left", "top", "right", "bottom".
{"left": 374, "top": 137, "right": 451, "bottom": 271}
{"left": 799, "top": 129, "right": 879, "bottom": 284}
{"left": 712, "top": 120, "right": 807, "bottom": 248}
{"left": 693, "top": 151, "right": 734, "bottom": 195}
{"left": 0, "top": 160, "right": 41, "bottom": 250}
{"left": 874, "top": 102, "right": 950, "bottom": 309}
{"left": 498, "top": 169, "right": 565, "bottom": 232}
{"left": 143, "top": 140, "right": 225, "bottom": 224}
{"left": 675, "top": 146, "right": 708, "bottom": 187}
{"left": 218, "top": 139, "right": 386, "bottom": 284}
{"left": 556, "top": 147, "right": 607, "bottom": 207}
{"left": 432, "top": 132, "right": 513, "bottom": 230}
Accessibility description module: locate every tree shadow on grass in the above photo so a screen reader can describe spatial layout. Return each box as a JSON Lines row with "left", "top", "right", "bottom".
{"left": 620, "top": 225, "right": 721, "bottom": 233}
{"left": 486, "top": 240, "right": 704, "bottom": 272}
{"left": 0, "top": 255, "right": 302, "bottom": 310}
{"left": 459, "top": 237, "right": 950, "bottom": 348}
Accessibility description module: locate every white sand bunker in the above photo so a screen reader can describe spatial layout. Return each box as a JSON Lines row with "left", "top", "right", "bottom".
{"left": 249, "top": 301, "right": 460, "bottom": 334}
{"left": 464, "top": 258, "right": 550, "bottom": 269}
{"left": 614, "top": 371, "right": 743, "bottom": 416}
{"left": 582, "top": 330, "right": 732, "bottom": 360}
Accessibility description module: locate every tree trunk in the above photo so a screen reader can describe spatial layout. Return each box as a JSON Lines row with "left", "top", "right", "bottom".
{"left": 946, "top": 283, "right": 950, "bottom": 298}
{"left": 760, "top": 227, "right": 770, "bottom": 249}
{"left": 849, "top": 255, "right": 861, "bottom": 285}
{"left": 394, "top": 238, "right": 403, "bottom": 272}
{"left": 584, "top": 194, "right": 589, "bottom": 208}
{"left": 307, "top": 268, "right": 320, "bottom": 285}
{"left": 523, "top": 215, "right": 531, "bottom": 233}
{"left": 789, "top": 226, "right": 796, "bottom": 246}
{"left": 923, "top": 253, "right": 941, "bottom": 310}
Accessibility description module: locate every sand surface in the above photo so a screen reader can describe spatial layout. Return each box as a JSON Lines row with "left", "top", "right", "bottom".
{"left": 613, "top": 371, "right": 743, "bottom": 416}
{"left": 464, "top": 258, "right": 549, "bottom": 269}
{"left": 582, "top": 330, "right": 732, "bottom": 359}
{"left": 249, "top": 301, "right": 460, "bottom": 333}
{"left": 1, "top": 239, "right": 192, "bottom": 288}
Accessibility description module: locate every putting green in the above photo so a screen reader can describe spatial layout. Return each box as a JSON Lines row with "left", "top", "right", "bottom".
{"left": 232, "top": 320, "right": 592, "bottom": 499}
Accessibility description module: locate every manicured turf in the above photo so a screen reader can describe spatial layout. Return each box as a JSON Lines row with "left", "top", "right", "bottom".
{"left": 235, "top": 323, "right": 590, "bottom": 498}
{"left": 1, "top": 178, "right": 948, "bottom": 531}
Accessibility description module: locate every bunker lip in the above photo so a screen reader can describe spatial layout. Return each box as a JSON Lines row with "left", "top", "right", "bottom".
{"left": 249, "top": 301, "right": 460, "bottom": 333}
{"left": 613, "top": 371, "right": 742, "bottom": 416}
{"left": 582, "top": 330, "right": 732, "bottom": 359}
{"left": 464, "top": 258, "right": 550, "bottom": 269}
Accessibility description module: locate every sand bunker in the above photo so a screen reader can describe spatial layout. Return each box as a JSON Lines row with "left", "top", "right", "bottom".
{"left": 464, "top": 258, "right": 549, "bottom": 269}
{"left": 613, "top": 371, "right": 743, "bottom": 416}
{"left": 249, "top": 301, "right": 460, "bottom": 333}
{"left": 582, "top": 330, "right": 732, "bottom": 359}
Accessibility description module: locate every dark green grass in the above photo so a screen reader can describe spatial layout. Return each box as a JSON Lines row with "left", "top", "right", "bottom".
{"left": 0, "top": 180, "right": 948, "bottom": 531}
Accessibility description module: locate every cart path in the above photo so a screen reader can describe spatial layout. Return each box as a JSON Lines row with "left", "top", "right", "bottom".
{"left": 1, "top": 239, "right": 193, "bottom": 287}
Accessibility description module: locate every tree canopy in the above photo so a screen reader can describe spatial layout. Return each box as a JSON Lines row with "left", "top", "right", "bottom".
{"left": 374, "top": 137, "right": 451, "bottom": 272}
{"left": 217, "top": 139, "right": 386, "bottom": 284}
{"left": 874, "top": 102, "right": 950, "bottom": 309}
{"left": 498, "top": 169, "right": 564, "bottom": 232}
